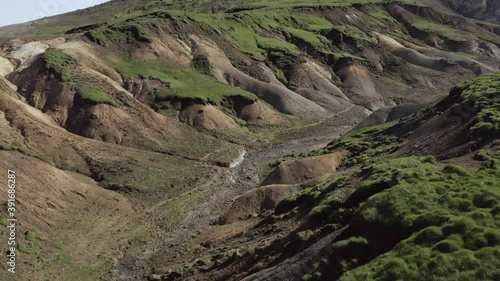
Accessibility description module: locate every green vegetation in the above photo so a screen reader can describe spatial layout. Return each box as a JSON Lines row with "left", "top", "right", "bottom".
{"left": 41, "top": 49, "right": 76, "bottom": 82}
{"left": 453, "top": 73, "right": 500, "bottom": 139}
{"left": 58, "top": 253, "right": 71, "bottom": 266}
{"left": 109, "top": 60, "right": 257, "bottom": 105}
{"left": 0, "top": 141, "right": 46, "bottom": 160}
{"left": 53, "top": 242, "right": 65, "bottom": 250}
{"left": 338, "top": 152, "right": 500, "bottom": 281}
{"left": 76, "top": 83, "right": 114, "bottom": 105}
{"left": 87, "top": 156, "right": 194, "bottom": 192}
{"left": 86, "top": 24, "right": 152, "bottom": 47}
{"left": 18, "top": 243, "right": 40, "bottom": 255}
{"left": 288, "top": 149, "right": 500, "bottom": 280}
{"left": 0, "top": 141, "right": 26, "bottom": 153}
{"left": 477, "top": 33, "right": 500, "bottom": 46}
{"left": 256, "top": 36, "right": 301, "bottom": 56}
{"left": 26, "top": 230, "right": 36, "bottom": 242}
{"left": 410, "top": 19, "right": 469, "bottom": 42}
{"left": 224, "top": 0, "right": 393, "bottom": 10}
{"left": 283, "top": 27, "right": 332, "bottom": 51}
{"left": 133, "top": 7, "right": 375, "bottom": 62}
{"left": 0, "top": 215, "right": 7, "bottom": 226}
{"left": 277, "top": 176, "right": 348, "bottom": 221}
{"left": 90, "top": 159, "right": 134, "bottom": 190}
{"left": 331, "top": 24, "right": 372, "bottom": 43}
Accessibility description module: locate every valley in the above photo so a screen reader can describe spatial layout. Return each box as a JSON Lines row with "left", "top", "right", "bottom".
{"left": 0, "top": 0, "right": 499, "bottom": 280}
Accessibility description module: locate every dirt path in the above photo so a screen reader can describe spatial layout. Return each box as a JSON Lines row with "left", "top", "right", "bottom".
{"left": 145, "top": 170, "right": 223, "bottom": 214}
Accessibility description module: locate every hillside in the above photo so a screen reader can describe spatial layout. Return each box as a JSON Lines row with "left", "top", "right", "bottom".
{"left": 0, "top": 0, "right": 499, "bottom": 280}
{"left": 442, "top": 0, "right": 500, "bottom": 23}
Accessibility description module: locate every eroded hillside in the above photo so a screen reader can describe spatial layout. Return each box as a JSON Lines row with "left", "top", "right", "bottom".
{"left": 0, "top": 0, "right": 499, "bottom": 280}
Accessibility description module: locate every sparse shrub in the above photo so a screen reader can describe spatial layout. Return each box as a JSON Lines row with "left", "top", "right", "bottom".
{"left": 473, "top": 191, "right": 500, "bottom": 208}
{"left": 58, "top": 253, "right": 71, "bottom": 265}
{"left": 378, "top": 258, "right": 415, "bottom": 281}
{"left": 193, "top": 55, "right": 211, "bottom": 75}
{"left": 53, "top": 242, "right": 65, "bottom": 250}
{"left": 474, "top": 150, "right": 491, "bottom": 161}
{"left": 87, "top": 28, "right": 109, "bottom": 47}
{"left": 0, "top": 215, "right": 7, "bottom": 226}
{"left": 26, "top": 231, "right": 36, "bottom": 242}
{"left": 18, "top": 243, "right": 40, "bottom": 255}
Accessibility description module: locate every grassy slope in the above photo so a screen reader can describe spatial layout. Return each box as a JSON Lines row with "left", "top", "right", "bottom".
{"left": 11, "top": 0, "right": 500, "bottom": 113}
{"left": 282, "top": 73, "right": 500, "bottom": 281}
{"left": 0, "top": 0, "right": 391, "bottom": 37}
{"left": 339, "top": 153, "right": 500, "bottom": 281}
{"left": 40, "top": 49, "right": 115, "bottom": 106}
{"left": 109, "top": 60, "right": 257, "bottom": 104}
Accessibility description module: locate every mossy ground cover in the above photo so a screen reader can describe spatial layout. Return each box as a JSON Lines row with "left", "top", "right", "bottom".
{"left": 410, "top": 19, "right": 469, "bottom": 42}
{"left": 41, "top": 49, "right": 76, "bottom": 82}
{"left": 453, "top": 73, "right": 500, "bottom": 139}
{"left": 85, "top": 23, "right": 153, "bottom": 47}
{"left": 109, "top": 60, "right": 257, "bottom": 105}
{"left": 127, "top": 3, "right": 392, "bottom": 64}
{"left": 287, "top": 151, "right": 500, "bottom": 281}
{"left": 290, "top": 81, "right": 500, "bottom": 281}
{"left": 76, "top": 83, "right": 114, "bottom": 105}
{"left": 274, "top": 73, "right": 500, "bottom": 280}
{"left": 337, "top": 152, "right": 500, "bottom": 281}
{"left": 477, "top": 33, "right": 500, "bottom": 46}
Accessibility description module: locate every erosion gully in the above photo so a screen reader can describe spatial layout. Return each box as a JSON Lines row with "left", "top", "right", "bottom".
{"left": 117, "top": 123, "right": 351, "bottom": 280}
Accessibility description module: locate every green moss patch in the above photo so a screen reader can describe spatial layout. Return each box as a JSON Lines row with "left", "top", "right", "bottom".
{"left": 339, "top": 152, "right": 500, "bottom": 281}
{"left": 290, "top": 149, "right": 500, "bottom": 280}
{"left": 86, "top": 24, "right": 152, "bottom": 47}
{"left": 76, "top": 83, "right": 114, "bottom": 105}
{"left": 41, "top": 49, "right": 76, "bottom": 82}
{"left": 109, "top": 60, "right": 257, "bottom": 105}
{"left": 410, "top": 19, "right": 469, "bottom": 42}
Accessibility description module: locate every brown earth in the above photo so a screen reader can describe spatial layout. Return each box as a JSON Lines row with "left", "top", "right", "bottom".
{"left": 261, "top": 150, "right": 349, "bottom": 186}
